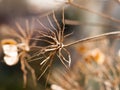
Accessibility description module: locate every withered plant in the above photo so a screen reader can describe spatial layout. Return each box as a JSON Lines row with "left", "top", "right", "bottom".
{"left": 47, "top": 39, "right": 120, "bottom": 90}
{"left": 1, "top": 0, "right": 120, "bottom": 89}
{"left": 30, "top": 9, "right": 72, "bottom": 80}
{"left": 0, "top": 19, "right": 37, "bottom": 87}
{"left": 30, "top": 7, "right": 120, "bottom": 82}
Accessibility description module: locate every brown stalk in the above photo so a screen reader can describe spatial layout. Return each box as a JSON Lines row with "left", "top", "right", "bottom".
{"left": 67, "top": 0, "right": 120, "bottom": 24}
{"left": 11, "top": 20, "right": 37, "bottom": 87}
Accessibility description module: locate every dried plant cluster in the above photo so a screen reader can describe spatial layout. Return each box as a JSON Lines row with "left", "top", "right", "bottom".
{"left": 31, "top": 10, "right": 72, "bottom": 80}
{"left": 1, "top": 0, "right": 120, "bottom": 90}
{"left": 0, "top": 20, "right": 38, "bottom": 87}
{"left": 47, "top": 39, "right": 120, "bottom": 90}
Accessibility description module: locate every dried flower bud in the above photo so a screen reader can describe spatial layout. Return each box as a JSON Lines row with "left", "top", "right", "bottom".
{"left": 1, "top": 39, "right": 19, "bottom": 66}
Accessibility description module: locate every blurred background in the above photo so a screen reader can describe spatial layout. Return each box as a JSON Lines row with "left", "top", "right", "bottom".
{"left": 1, "top": 0, "right": 120, "bottom": 90}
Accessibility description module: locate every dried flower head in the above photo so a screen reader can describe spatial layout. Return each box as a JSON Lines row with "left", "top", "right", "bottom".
{"left": 29, "top": 5, "right": 120, "bottom": 82}
{"left": 31, "top": 9, "right": 72, "bottom": 80}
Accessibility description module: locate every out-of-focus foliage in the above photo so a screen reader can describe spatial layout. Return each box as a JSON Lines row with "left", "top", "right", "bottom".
{"left": 1, "top": 0, "right": 120, "bottom": 90}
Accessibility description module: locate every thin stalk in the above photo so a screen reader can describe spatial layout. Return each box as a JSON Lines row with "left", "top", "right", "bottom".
{"left": 65, "top": 19, "right": 120, "bottom": 30}
{"left": 68, "top": 2, "right": 120, "bottom": 24}
{"left": 64, "top": 31, "right": 120, "bottom": 47}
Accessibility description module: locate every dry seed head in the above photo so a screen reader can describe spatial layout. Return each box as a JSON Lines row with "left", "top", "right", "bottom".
{"left": 33, "top": 9, "right": 72, "bottom": 80}
{"left": 35, "top": 9, "right": 120, "bottom": 81}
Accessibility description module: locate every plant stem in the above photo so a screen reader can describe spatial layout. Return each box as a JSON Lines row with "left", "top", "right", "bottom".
{"left": 68, "top": 2, "right": 120, "bottom": 24}
{"left": 64, "top": 31, "right": 120, "bottom": 47}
